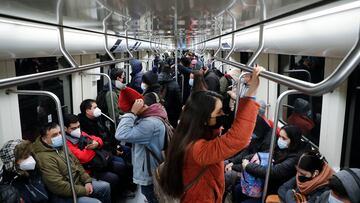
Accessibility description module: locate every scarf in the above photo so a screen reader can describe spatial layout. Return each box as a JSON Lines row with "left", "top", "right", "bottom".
{"left": 140, "top": 103, "right": 168, "bottom": 120}
{"left": 297, "top": 163, "right": 334, "bottom": 195}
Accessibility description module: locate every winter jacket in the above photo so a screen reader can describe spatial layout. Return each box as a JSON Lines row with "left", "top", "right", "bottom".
{"left": 2, "top": 170, "right": 48, "bottom": 203}
{"left": 115, "top": 104, "right": 166, "bottom": 186}
{"left": 244, "top": 151, "right": 299, "bottom": 194}
{"left": 129, "top": 59, "right": 143, "bottom": 94}
{"left": 288, "top": 113, "right": 315, "bottom": 135}
{"left": 32, "top": 137, "right": 92, "bottom": 197}
{"left": 159, "top": 72, "right": 182, "bottom": 127}
{"left": 78, "top": 113, "right": 118, "bottom": 154}
{"left": 66, "top": 131, "right": 104, "bottom": 165}
{"left": 143, "top": 83, "right": 161, "bottom": 95}
{"left": 178, "top": 64, "right": 192, "bottom": 104}
{"left": 103, "top": 82, "right": 123, "bottom": 120}
{"left": 181, "top": 98, "right": 259, "bottom": 203}
{"left": 315, "top": 190, "right": 331, "bottom": 203}
{"left": 278, "top": 177, "right": 329, "bottom": 203}
{"left": 204, "top": 70, "right": 220, "bottom": 93}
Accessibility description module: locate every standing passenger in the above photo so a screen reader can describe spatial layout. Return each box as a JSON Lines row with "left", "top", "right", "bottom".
{"left": 129, "top": 59, "right": 144, "bottom": 94}
{"left": 159, "top": 66, "right": 263, "bottom": 203}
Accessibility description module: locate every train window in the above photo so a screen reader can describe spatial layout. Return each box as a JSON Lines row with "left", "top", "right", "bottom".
{"left": 342, "top": 65, "right": 360, "bottom": 168}
{"left": 278, "top": 55, "right": 325, "bottom": 145}
{"left": 15, "top": 57, "right": 72, "bottom": 141}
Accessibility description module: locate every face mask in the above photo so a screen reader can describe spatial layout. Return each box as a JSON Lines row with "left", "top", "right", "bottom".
{"left": 277, "top": 138, "right": 289, "bottom": 149}
{"left": 19, "top": 155, "right": 36, "bottom": 171}
{"left": 298, "top": 175, "right": 313, "bottom": 183}
{"left": 70, "top": 128, "right": 81, "bottom": 138}
{"left": 51, "top": 134, "right": 63, "bottom": 148}
{"left": 208, "top": 115, "right": 227, "bottom": 129}
{"left": 328, "top": 192, "right": 343, "bottom": 203}
{"left": 189, "top": 78, "right": 194, "bottom": 86}
{"left": 141, "top": 83, "right": 147, "bottom": 90}
{"left": 115, "top": 80, "right": 126, "bottom": 89}
{"left": 93, "top": 107, "right": 102, "bottom": 118}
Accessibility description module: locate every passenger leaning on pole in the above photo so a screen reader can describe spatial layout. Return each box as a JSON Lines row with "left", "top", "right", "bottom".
{"left": 159, "top": 66, "right": 263, "bottom": 203}
{"left": 115, "top": 87, "right": 167, "bottom": 203}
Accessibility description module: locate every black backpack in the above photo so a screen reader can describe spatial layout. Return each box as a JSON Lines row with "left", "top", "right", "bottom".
{"left": 96, "top": 90, "right": 109, "bottom": 116}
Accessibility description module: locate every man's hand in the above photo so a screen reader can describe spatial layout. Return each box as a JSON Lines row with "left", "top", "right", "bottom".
{"left": 85, "top": 140, "right": 99, "bottom": 150}
{"left": 131, "top": 99, "right": 146, "bottom": 115}
{"left": 85, "top": 183, "right": 93, "bottom": 195}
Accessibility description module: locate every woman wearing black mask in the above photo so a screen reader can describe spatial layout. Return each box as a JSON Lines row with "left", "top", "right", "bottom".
{"left": 278, "top": 150, "right": 334, "bottom": 203}
{"left": 158, "top": 66, "right": 263, "bottom": 203}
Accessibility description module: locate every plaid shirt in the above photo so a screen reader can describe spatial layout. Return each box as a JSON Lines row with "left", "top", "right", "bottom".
{"left": 0, "top": 139, "right": 22, "bottom": 173}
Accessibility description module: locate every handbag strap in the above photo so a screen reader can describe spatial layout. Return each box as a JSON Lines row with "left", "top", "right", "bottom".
{"left": 183, "top": 167, "right": 208, "bottom": 193}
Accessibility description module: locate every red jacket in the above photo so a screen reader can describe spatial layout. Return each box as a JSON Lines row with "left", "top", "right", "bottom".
{"left": 66, "top": 132, "right": 104, "bottom": 165}
{"left": 181, "top": 99, "right": 259, "bottom": 203}
{"left": 287, "top": 113, "right": 314, "bottom": 135}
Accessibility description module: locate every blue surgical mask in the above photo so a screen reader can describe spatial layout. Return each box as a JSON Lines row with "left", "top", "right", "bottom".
{"left": 328, "top": 192, "right": 343, "bottom": 203}
{"left": 141, "top": 83, "right": 147, "bottom": 90}
{"left": 51, "top": 134, "right": 63, "bottom": 148}
{"left": 277, "top": 138, "right": 288, "bottom": 149}
{"left": 189, "top": 78, "right": 194, "bottom": 86}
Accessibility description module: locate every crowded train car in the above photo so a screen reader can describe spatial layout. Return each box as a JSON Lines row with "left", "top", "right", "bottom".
{"left": 0, "top": 0, "right": 360, "bottom": 203}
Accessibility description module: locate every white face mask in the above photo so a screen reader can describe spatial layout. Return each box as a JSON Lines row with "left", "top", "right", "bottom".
{"left": 141, "top": 83, "right": 147, "bottom": 90}
{"left": 70, "top": 128, "right": 81, "bottom": 138}
{"left": 93, "top": 107, "right": 102, "bottom": 117}
{"left": 189, "top": 78, "right": 194, "bottom": 86}
{"left": 277, "top": 137, "right": 289, "bottom": 149}
{"left": 19, "top": 155, "right": 36, "bottom": 171}
{"left": 115, "top": 80, "right": 126, "bottom": 89}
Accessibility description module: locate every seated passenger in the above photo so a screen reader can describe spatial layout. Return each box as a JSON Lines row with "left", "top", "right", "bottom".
{"left": 0, "top": 139, "right": 48, "bottom": 203}
{"left": 141, "top": 70, "right": 160, "bottom": 95}
{"left": 32, "top": 122, "right": 111, "bottom": 203}
{"left": 278, "top": 150, "right": 334, "bottom": 203}
{"left": 316, "top": 168, "right": 360, "bottom": 203}
{"left": 115, "top": 87, "right": 167, "bottom": 203}
{"left": 232, "top": 125, "right": 303, "bottom": 202}
{"left": 288, "top": 98, "right": 315, "bottom": 136}
{"left": 64, "top": 114, "right": 134, "bottom": 200}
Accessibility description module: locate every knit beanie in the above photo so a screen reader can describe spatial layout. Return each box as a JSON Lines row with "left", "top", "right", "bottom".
{"left": 118, "top": 87, "right": 143, "bottom": 112}
{"left": 142, "top": 71, "right": 158, "bottom": 86}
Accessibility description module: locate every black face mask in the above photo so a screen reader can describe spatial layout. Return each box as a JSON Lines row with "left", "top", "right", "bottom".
{"left": 208, "top": 115, "right": 227, "bottom": 129}
{"left": 298, "top": 175, "right": 313, "bottom": 183}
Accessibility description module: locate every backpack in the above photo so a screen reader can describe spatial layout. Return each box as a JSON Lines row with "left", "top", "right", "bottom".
{"left": 96, "top": 90, "right": 109, "bottom": 116}
{"left": 240, "top": 152, "right": 270, "bottom": 198}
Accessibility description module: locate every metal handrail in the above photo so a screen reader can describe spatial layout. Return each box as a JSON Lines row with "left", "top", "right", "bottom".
{"left": 247, "top": 0, "right": 266, "bottom": 67}
{"left": 0, "top": 58, "right": 132, "bottom": 89}
{"left": 283, "top": 69, "right": 312, "bottom": 83}
{"left": 81, "top": 73, "right": 117, "bottom": 129}
{"left": 225, "top": 9, "right": 236, "bottom": 60}
{"left": 125, "top": 18, "right": 134, "bottom": 58}
{"left": 262, "top": 89, "right": 300, "bottom": 203}
{"left": 6, "top": 89, "right": 77, "bottom": 203}
{"left": 102, "top": 11, "right": 116, "bottom": 60}
{"left": 234, "top": 72, "right": 252, "bottom": 113}
{"left": 213, "top": 16, "right": 223, "bottom": 57}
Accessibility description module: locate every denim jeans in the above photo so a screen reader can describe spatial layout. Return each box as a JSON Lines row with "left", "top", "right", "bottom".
{"left": 141, "top": 184, "right": 158, "bottom": 203}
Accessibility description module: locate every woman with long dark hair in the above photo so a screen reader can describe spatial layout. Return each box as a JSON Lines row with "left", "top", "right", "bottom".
{"left": 159, "top": 66, "right": 263, "bottom": 202}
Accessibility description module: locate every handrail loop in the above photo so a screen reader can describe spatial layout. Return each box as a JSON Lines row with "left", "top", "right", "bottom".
{"left": 81, "top": 73, "right": 117, "bottom": 129}
{"left": 262, "top": 89, "right": 301, "bottom": 203}
{"left": 234, "top": 72, "right": 252, "bottom": 114}
{"left": 6, "top": 89, "right": 78, "bottom": 203}
{"left": 247, "top": 0, "right": 266, "bottom": 67}
{"left": 102, "top": 11, "right": 116, "bottom": 61}
{"left": 225, "top": 9, "right": 236, "bottom": 60}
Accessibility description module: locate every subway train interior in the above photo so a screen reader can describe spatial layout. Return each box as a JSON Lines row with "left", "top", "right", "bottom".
{"left": 0, "top": 0, "right": 360, "bottom": 202}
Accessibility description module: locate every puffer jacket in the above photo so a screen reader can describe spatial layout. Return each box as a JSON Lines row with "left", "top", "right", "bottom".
{"left": 115, "top": 104, "right": 166, "bottom": 186}
{"left": 32, "top": 137, "right": 92, "bottom": 197}
{"left": 181, "top": 98, "right": 259, "bottom": 203}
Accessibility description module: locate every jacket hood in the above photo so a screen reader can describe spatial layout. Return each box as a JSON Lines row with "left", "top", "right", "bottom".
{"left": 0, "top": 139, "right": 22, "bottom": 173}
{"left": 334, "top": 168, "right": 360, "bottom": 203}
{"left": 32, "top": 137, "right": 58, "bottom": 154}
{"left": 140, "top": 103, "right": 168, "bottom": 120}
{"left": 130, "top": 59, "right": 143, "bottom": 75}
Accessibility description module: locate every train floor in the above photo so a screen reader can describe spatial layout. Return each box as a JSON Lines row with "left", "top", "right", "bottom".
{"left": 117, "top": 185, "right": 146, "bottom": 203}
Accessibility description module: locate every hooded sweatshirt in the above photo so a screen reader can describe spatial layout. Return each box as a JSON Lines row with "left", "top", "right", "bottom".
{"left": 129, "top": 59, "right": 143, "bottom": 94}
{"left": 32, "top": 137, "right": 92, "bottom": 197}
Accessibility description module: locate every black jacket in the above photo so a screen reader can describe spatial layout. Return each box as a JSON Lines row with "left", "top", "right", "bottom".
{"left": 177, "top": 64, "right": 192, "bottom": 104}
{"left": 2, "top": 170, "right": 48, "bottom": 203}
{"left": 204, "top": 70, "right": 220, "bottom": 93}
{"left": 244, "top": 151, "right": 299, "bottom": 194}
{"left": 143, "top": 83, "right": 161, "bottom": 95}
{"left": 159, "top": 72, "right": 182, "bottom": 127}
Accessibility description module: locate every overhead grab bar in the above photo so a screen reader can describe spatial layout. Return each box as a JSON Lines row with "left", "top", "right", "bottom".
{"left": 6, "top": 89, "right": 78, "bottom": 203}
{"left": 262, "top": 89, "right": 301, "bottom": 203}
{"left": 0, "top": 58, "right": 132, "bottom": 89}
{"left": 247, "top": 0, "right": 266, "bottom": 67}
{"left": 213, "top": 17, "right": 222, "bottom": 57}
{"left": 225, "top": 9, "right": 236, "bottom": 60}
{"left": 56, "top": 0, "right": 78, "bottom": 68}
{"left": 81, "top": 73, "right": 117, "bottom": 129}
{"left": 125, "top": 17, "right": 134, "bottom": 58}
{"left": 283, "top": 69, "right": 312, "bottom": 83}
{"left": 103, "top": 11, "right": 116, "bottom": 60}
